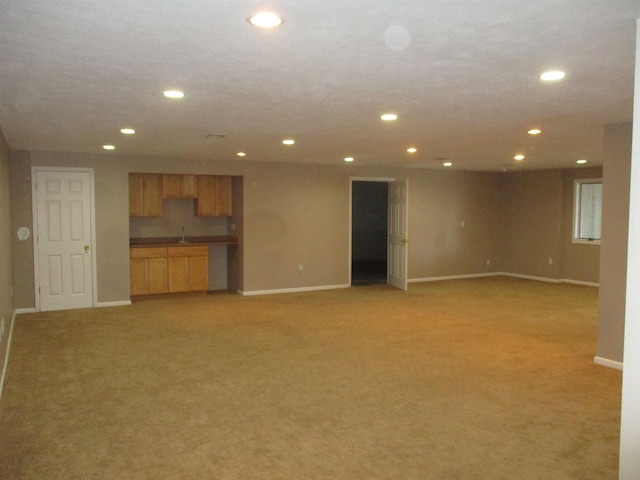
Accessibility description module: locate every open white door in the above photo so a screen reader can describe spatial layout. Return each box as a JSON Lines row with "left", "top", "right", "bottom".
{"left": 388, "top": 179, "right": 409, "bottom": 290}
{"left": 34, "top": 168, "right": 95, "bottom": 311}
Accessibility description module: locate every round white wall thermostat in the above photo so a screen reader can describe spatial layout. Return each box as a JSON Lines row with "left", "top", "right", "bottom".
{"left": 17, "top": 227, "right": 31, "bottom": 241}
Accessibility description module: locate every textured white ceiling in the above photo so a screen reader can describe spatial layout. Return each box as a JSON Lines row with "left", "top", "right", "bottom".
{"left": 0, "top": 0, "right": 638, "bottom": 171}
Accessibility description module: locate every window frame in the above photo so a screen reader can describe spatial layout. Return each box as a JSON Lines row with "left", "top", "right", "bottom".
{"left": 573, "top": 178, "right": 602, "bottom": 245}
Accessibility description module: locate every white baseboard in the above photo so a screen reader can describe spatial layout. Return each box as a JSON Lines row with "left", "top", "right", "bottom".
{"left": 14, "top": 308, "right": 36, "bottom": 314}
{"left": 96, "top": 300, "right": 132, "bottom": 308}
{"left": 0, "top": 310, "right": 17, "bottom": 404}
{"left": 241, "top": 273, "right": 598, "bottom": 295}
{"left": 562, "top": 279, "right": 599, "bottom": 287}
{"left": 594, "top": 356, "right": 623, "bottom": 370}
{"left": 14, "top": 301, "right": 131, "bottom": 313}
{"left": 241, "top": 283, "right": 350, "bottom": 296}
{"left": 502, "top": 272, "right": 563, "bottom": 283}
{"left": 503, "top": 273, "right": 599, "bottom": 287}
{"left": 409, "top": 272, "right": 501, "bottom": 283}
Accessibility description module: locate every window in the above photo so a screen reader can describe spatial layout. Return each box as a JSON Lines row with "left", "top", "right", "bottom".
{"left": 573, "top": 179, "right": 602, "bottom": 245}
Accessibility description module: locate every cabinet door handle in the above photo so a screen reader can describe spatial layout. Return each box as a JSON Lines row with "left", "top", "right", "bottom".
{"left": 84, "top": 245, "right": 90, "bottom": 251}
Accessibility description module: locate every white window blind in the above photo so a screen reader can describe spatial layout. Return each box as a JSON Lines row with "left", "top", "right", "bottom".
{"left": 574, "top": 179, "right": 602, "bottom": 244}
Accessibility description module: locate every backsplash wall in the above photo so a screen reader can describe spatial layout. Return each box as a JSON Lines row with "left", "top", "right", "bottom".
{"left": 129, "top": 198, "right": 230, "bottom": 238}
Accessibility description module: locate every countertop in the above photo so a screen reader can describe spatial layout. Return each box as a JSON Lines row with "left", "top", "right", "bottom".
{"left": 130, "top": 236, "right": 238, "bottom": 247}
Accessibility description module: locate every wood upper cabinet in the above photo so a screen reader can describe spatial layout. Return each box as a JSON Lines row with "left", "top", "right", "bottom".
{"left": 167, "top": 246, "right": 208, "bottom": 292}
{"left": 195, "top": 175, "right": 232, "bottom": 216}
{"left": 131, "top": 172, "right": 231, "bottom": 217}
{"left": 195, "top": 175, "right": 215, "bottom": 216}
{"left": 162, "top": 174, "right": 181, "bottom": 199}
{"left": 163, "top": 174, "right": 198, "bottom": 199}
{"left": 129, "top": 173, "right": 163, "bottom": 217}
{"left": 130, "top": 247, "right": 168, "bottom": 295}
{"left": 181, "top": 175, "right": 198, "bottom": 198}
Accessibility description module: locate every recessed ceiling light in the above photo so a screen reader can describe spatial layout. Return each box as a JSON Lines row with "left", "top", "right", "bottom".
{"left": 120, "top": 128, "right": 135, "bottom": 135}
{"left": 540, "top": 70, "right": 566, "bottom": 81}
{"left": 248, "top": 12, "right": 283, "bottom": 28}
{"left": 527, "top": 129, "right": 542, "bottom": 135}
{"left": 236, "top": 152, "right": 247, "bottom": 157}
{"left": 514, "top": 154, "right": 525, "bottom": 161}
{"left": 282, "top": 139, "right": 295, "bottom": 145}
{"left": 103, "top": 145, "right": 115, "bottom": 150}
{"left": 344, "top": 157, "right": 354, "bottom": 162}
{"left": 406, "top": 147, "right": 417, "bottom": 153}
{"left": 163, "top": 90, "right": 184, "bottom": 99}
{"left": 443, "top": 162, "right": 453, "bottom": 167}
{"left": 381, "top": 113, "right": 398, "bottom": 121}
{"left": 577, "top": 159, "right": 587, "bottom": 164}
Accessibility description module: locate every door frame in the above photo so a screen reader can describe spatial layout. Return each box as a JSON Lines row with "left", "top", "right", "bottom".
{"left": 349, "top": 176, "right": 400, "bottom": 287}
{"left": 31, "top": 166, "right": 98, "bottom": 311}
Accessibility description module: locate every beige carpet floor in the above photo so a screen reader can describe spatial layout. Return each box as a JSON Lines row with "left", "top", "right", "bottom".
{"left": 0, "top": 277, "right": 622, "bottom": 479}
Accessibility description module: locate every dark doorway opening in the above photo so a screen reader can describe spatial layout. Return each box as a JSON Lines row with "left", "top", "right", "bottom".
{"left": 351, "top": 181, "right": 388, "bottom": 286}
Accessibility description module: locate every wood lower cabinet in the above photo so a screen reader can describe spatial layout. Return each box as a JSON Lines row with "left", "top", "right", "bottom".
{"left": 168, "top": 246, "right": 208, "bottom": 292}
{"left": 130, "top": 247, "right": 168, "bottom": 295}
{"left": 130, "top": 245, "right": 208, "bottom": 296}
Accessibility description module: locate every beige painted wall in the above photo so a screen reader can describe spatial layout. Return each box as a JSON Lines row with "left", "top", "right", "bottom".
{"left": 9, "top": 151, "right": 36, "bottom": 307}
{"left": 500, "top": 170, "right": 564, "bottom": 279}
{"left": 8, "top": 148, "right": 601, "bottom": 309}
{"left": 0, "top": 132, "right": 13, "bottom": 388}
{"left": 407, "top": 169, "right": 503, "bottom": 278}
{"left": 499, "top": 168, "right": 602, "bottom": 283}
{"left": 598, "top": 122, "right": 632, "bottom": 364}
{"left": 242, "top": 162, "right": 351, "bottom": 292}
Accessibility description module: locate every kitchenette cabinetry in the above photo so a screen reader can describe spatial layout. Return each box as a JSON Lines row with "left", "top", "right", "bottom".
{"left": 129, "top": 173, "right": 163, "bottom": 217}
{"left": 167, "top": 246, "right": 208, "bottom": 293}
{"left": 129, "top": 172, "right": 241, "bottom": 297}
{"left": 130, "top": 247, "right": 168, "bottom": 295}
{"left": 162, "top": 174, "right": 198, "bottom": 199}
{"left": 129, "top": 237, "right": 238, "bottom": 297}
{"left": 130, "top": 245, "right": 208, "bottom": 296}
{"left": 195, "top": 175, "right": 232, "bottom": 216}
{"left": 130, "top": 172, "right": 231, "bottom": 217}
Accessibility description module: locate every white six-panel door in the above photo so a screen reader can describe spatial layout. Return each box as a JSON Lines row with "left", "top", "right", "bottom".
{"left": 388, "top": 179, "right": 408, "bottom": 291}
{"left": 34, "top": 168, "right": 95, "bottom": 311}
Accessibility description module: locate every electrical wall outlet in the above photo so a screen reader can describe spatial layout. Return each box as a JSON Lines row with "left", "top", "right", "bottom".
{"left": 486, "top": 259, "right": 491, "bottom": 266}
{"left": 297, "top": 264, "right": 304, "bottom": 273}
{"left": 548, "top": 257, "right": 554, "bottom": 265}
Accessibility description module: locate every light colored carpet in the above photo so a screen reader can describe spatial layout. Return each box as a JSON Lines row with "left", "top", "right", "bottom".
{"left": 0, "top": 277, "right": 622, "bottom": 479}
